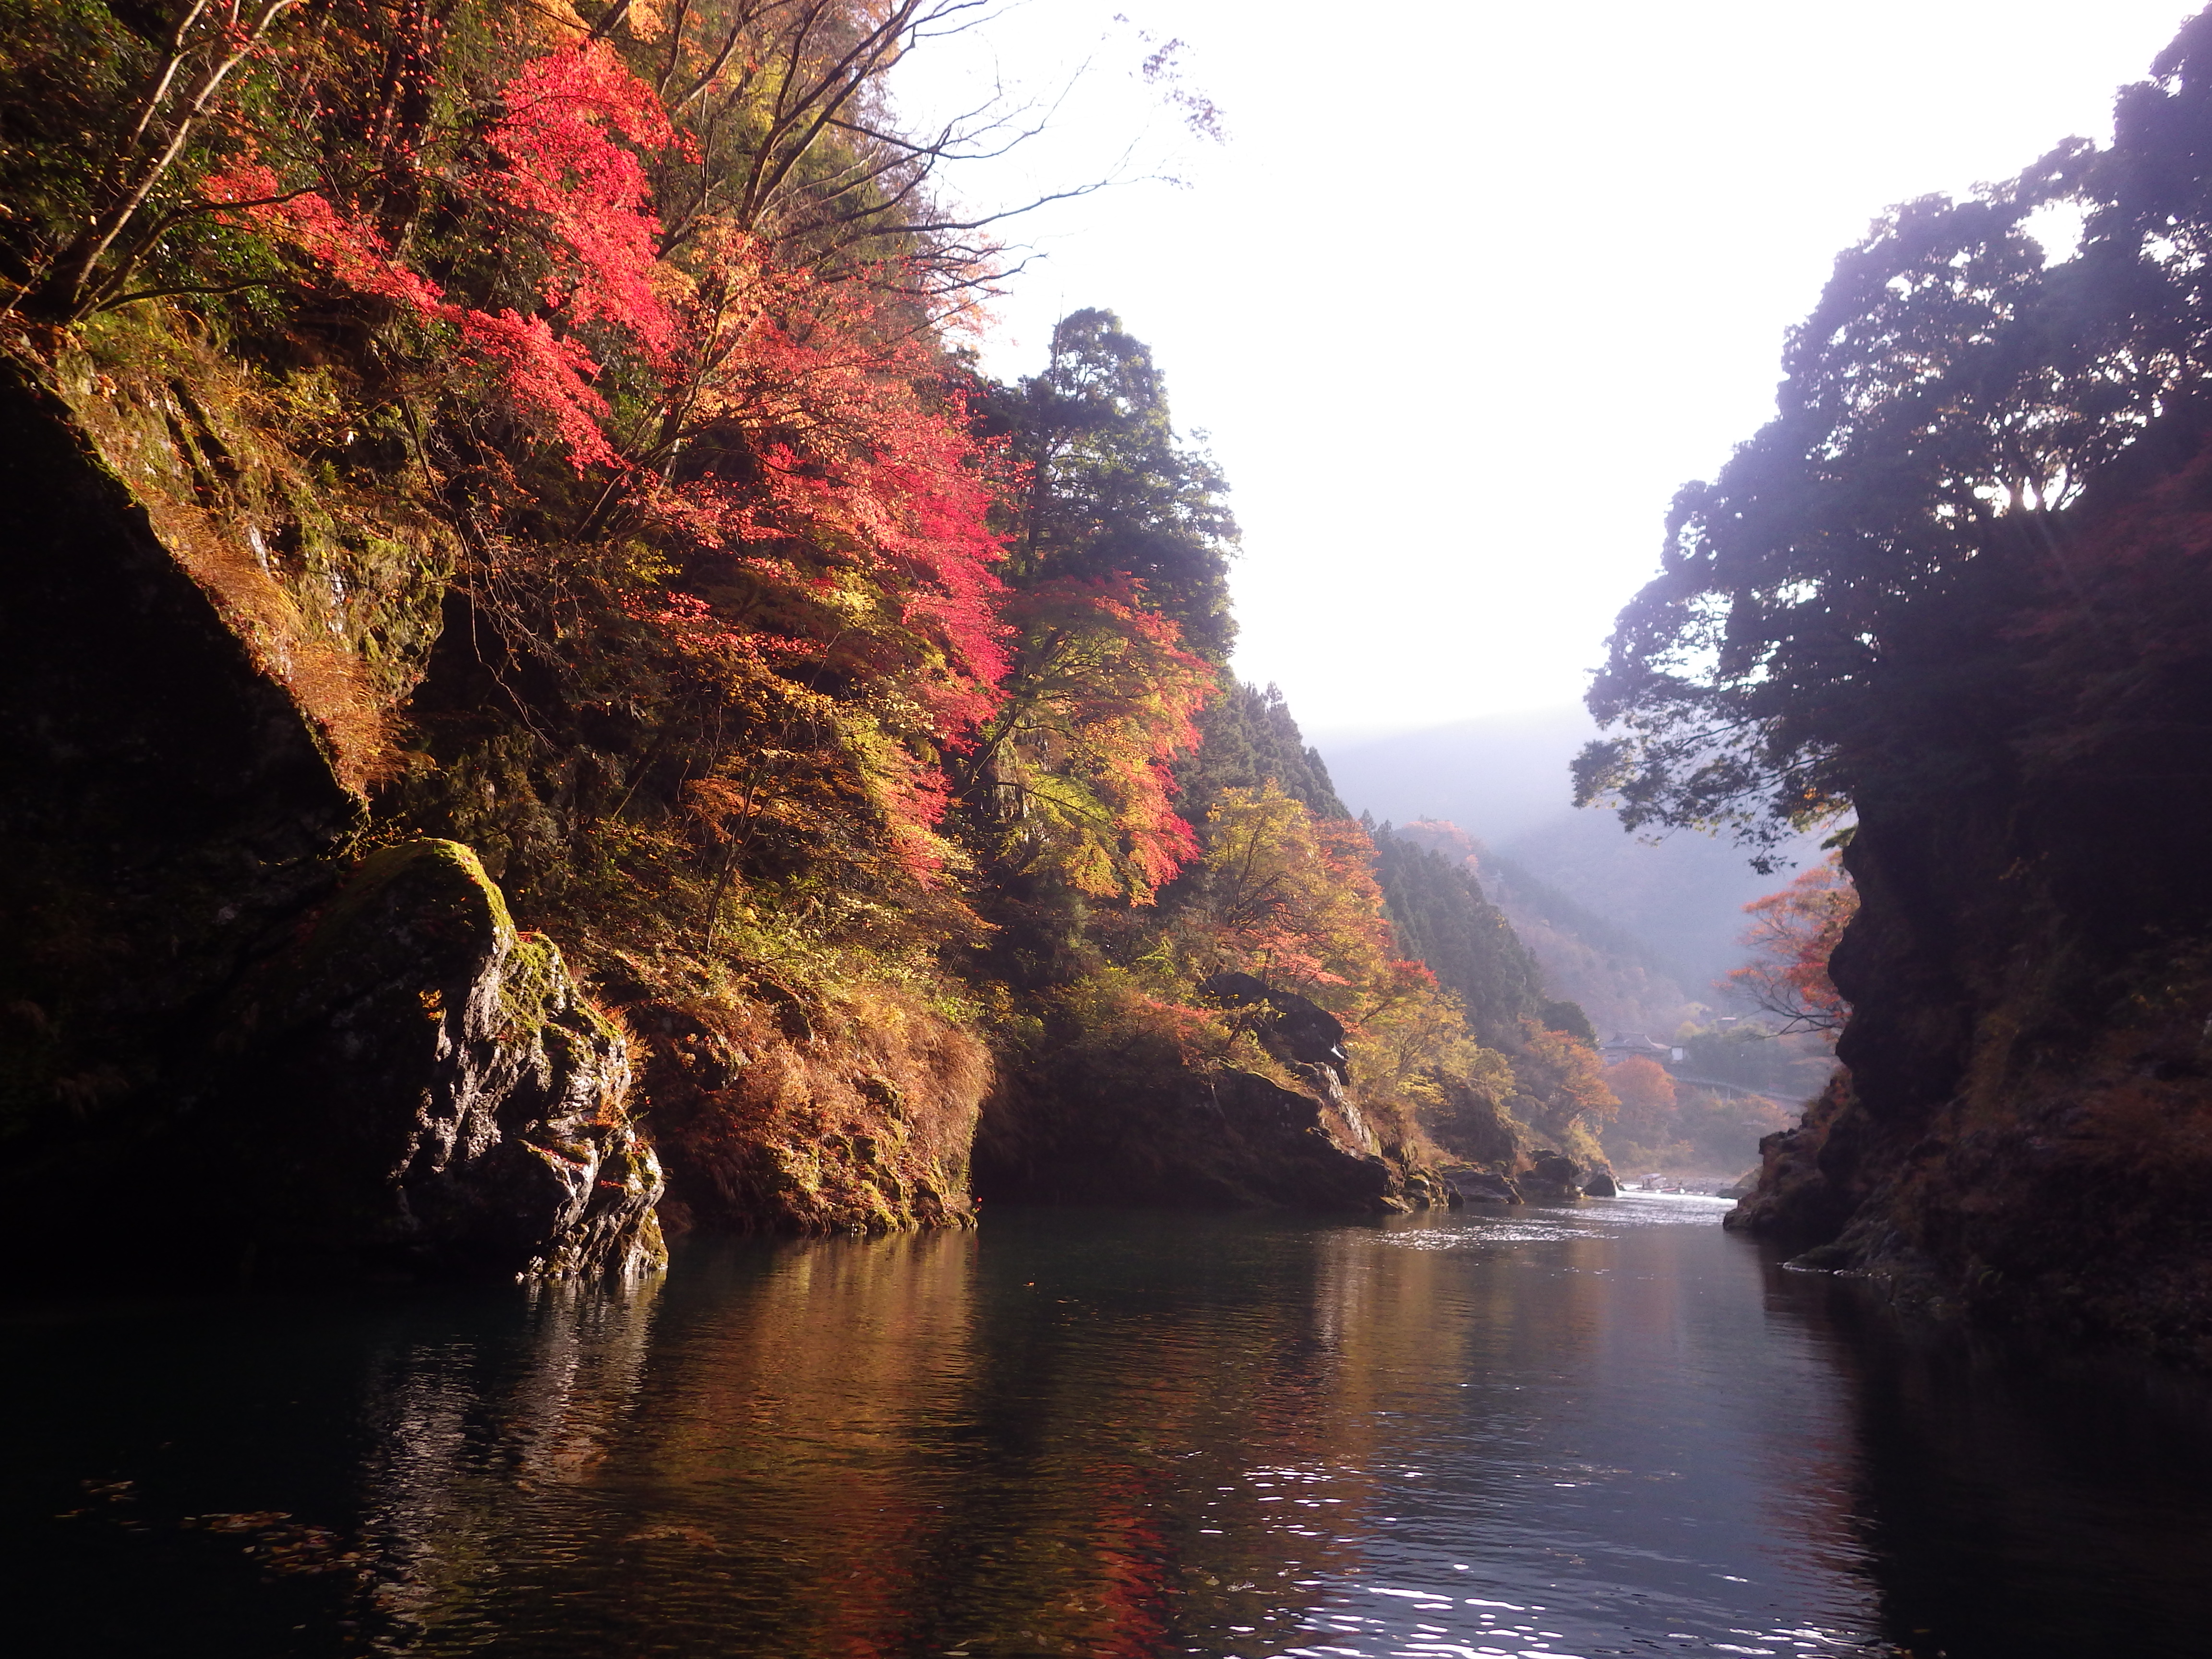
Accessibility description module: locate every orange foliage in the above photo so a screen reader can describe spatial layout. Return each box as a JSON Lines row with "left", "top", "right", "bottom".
{"left": 1729, "top": 852, "right": 1856, "bottom": 1034}
{"left": 966, "top": 576, "right": 1215, "bottom": 901}
{"left": 1510, "top": 1020, "right": 1618, "bottom": 1154}
{"left": 1201, "top": 784, "right": 1395, "bottom": 995}
{"left": 1606, "top": 1055, "right": 1677, "bottom": 1147}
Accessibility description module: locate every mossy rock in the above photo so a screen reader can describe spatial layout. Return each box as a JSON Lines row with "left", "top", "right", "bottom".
{"left": 225, "top": 839, "right": 665, "bottom": 1280}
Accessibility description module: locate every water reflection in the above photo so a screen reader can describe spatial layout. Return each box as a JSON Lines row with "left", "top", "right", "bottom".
{"left": 357, "top": 1271, "right": 666, "bottom": 1642}
{"left": 1766, "top": 1268, "right": 2212, "bottom": 1659}
{"left": 8, "top": 1199, "right": 2212, "bottom": 1657}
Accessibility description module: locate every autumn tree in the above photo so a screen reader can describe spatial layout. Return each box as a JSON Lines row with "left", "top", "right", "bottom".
{"left": 1507, "top": 1020, "right": 1617, "bottom": 1160}
{"left": 1727, "top": 852, "right": 1856, "bottom": 1035}
{"left": 1605, "top": 1055, "right": 1678, "bottom": 1151}
{"left": 1572, "top": 11, "right": 2212, "bottom": 863}
{"left": 1194, "top": 783, "right": 1393, "bottom": 997}
{"left": 952, "top": 575, "right": 1215, "bottom": 903}
{"left": 954, "top": 310, "right": 1237, "bottom": 906}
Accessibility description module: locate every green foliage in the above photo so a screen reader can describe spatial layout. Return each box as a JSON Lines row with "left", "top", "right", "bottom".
{"left": 1368, "top": 826, "right": 1546, "bottom": 1050}
{"left": 982, "top": 308, "right": 1238, "bottom": 660}
{"left": 1176, "top": 678, "right": 1349, "bottom": 824}
{"left": 1578, "top": 9, "right": 2212, "bottom": 864}
{"left": 1366, "top": 823, "right": 1616, "bottom": 1156}
{"left": 1540, "top": 998, "right": 1597, "bottom": 1046}
{"left": 1674, "top": 1021, "right": 1834, "bottom": 1096}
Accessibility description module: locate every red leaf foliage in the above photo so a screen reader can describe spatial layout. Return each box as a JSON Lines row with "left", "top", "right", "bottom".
{"left": 1728, "top": 852, "right": 1857, "bottom": 1034}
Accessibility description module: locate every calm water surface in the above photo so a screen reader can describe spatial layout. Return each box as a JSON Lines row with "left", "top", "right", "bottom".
{"left": 8, "top": 1197, "right": 2212, "bottom": 1658}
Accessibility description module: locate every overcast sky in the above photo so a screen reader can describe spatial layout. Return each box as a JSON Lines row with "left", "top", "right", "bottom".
{"left": 893, "top": 0, "right": 2199, "bottom": 738}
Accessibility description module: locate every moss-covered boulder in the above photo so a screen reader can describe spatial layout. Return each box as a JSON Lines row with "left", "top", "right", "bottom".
{"left": 224, "top": 840, "right": 665, "bottom": 1279}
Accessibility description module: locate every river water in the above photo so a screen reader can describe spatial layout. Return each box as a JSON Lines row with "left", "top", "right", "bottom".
{"left": 8, "top": 1196, "right": 2212, "bottom": 1659}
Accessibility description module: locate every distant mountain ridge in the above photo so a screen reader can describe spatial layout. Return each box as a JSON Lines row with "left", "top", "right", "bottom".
{"left": 1388, "top": 819, "right": 1694, "bottom": 1040}
{"left": 1317, "top": 708, "right": 1823, "bottom": 1022}
{"left": 1312, "top": 707, "right": 1596, "bottom": 845}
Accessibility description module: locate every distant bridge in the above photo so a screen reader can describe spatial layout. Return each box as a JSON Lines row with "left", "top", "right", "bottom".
{"left": 1666, "top": 1072, "right": 1803, "bottom": 1111}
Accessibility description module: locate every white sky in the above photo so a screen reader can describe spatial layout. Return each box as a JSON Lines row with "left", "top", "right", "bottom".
{"left": 893, "top": 0, "right": 2199, "bottom": 735}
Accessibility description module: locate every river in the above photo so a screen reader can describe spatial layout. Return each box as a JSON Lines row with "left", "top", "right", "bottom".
{"left": 7, "top": 1196, "right": 2212, "bottom": 1658}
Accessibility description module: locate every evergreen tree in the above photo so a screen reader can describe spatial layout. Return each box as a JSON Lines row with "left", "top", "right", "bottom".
{"left": 1176, "top": 680, "right": 1348, "bottom": 823}
{"left": 981, "top": 307, "right": 1238, "bottom": 659}
{"left": 1367, "top": 829, "right": 1548, "bottom": 1051}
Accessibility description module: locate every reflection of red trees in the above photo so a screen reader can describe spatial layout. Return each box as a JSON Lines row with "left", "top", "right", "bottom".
{"left": 1067, "top": 1463, "right": 1178, "bottom": 1657}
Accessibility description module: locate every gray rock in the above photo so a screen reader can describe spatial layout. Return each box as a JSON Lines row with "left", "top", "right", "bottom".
{"left": 1716, "top": 1165, "right": 1763, "bottom": 1202}
{"left": 1199, "top": 972, "right": 1351, "bottom": 1081}
{"left": 228, "top": 840, "right": 665, "bottom": 1280}
{"left": 1447, "top": 1168, "right": 1524, "bottom": 1205}
{"left": 1519, "top": 1149, "right": 1585, "bottom": 1203}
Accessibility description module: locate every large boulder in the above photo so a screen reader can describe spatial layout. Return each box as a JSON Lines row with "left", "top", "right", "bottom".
{"left": 1199, "top": 972, "right": 1351, "bottom": 1081}
{"left": 1519, "top": 1149, "right": 1585, "bottom": 1203}
{"left": 979, "top": 1058, "right": 1430, "bottom": 1215}
{"left": 223, "top": 840, "right": 665, "bottom": 1279}
{"left": 1448, "top": 1167, "right": 1524, "bottom": 1205}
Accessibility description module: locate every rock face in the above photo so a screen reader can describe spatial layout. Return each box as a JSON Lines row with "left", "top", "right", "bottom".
{"left": 1714, "top": 1166, "right": 1761, "bottom": 1202}
{"left": 0, "top": 358, "right": 356, "bottom": 1168}
{"left": 0, "top": 359, "right": 661, "bottom": 1284}
{"left": 981, "top": 972, "right": 1452, "bottom": 1215}
{"left": 979, "top": 1061, "right": 1439, "bottom": 1214}
{"left": 224, "top": 841, "right": 664, "bottom": 1279}
{"left": 1200, "top": 972, "right": 1352, "bottom": 1080}
{"left": 1728, "top": 792, "right": 2212, "bottom": 1360}
{"left": 1518, "top": 1150, "right": 1584, "bottom": 1203}
{"left": 1724, "top": 426, "right": 2212, "bottom": 1362}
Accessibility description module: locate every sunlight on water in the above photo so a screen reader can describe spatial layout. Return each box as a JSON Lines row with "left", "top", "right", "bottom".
{"left": 8, "top": 1195, "right": 2212, "bottom": 1658}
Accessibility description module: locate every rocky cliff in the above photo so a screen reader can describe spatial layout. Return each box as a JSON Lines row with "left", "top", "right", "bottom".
{"left": 0, "top": 356, "right": 662, "bottom": 1283}
{"left": 976, "top": 971, "right": 1455, "bottom": 1215}
{"left": 1729, "top": 417, "right": 2212, "bottom": 1366}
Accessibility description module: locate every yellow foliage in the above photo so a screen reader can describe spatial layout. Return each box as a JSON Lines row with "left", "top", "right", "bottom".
{"left": 1198, "top": 783, "right": 1392, "bottom": 996}
{"left": 1189, "top": 784, "right": 1526, "bottom": 1153}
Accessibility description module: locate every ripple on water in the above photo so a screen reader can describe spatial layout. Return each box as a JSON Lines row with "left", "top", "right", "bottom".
{"left": 8, "top": 1202, "right": 2212, "bottom": 1657}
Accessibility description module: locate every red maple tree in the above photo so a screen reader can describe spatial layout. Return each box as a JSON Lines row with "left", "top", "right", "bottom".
{"left": 1728, "top": 852, "right": 1857, "bottom": 1034}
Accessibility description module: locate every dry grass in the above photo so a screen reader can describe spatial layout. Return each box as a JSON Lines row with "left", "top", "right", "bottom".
{"left": 642, "top": 979, "right": 991, "bottom": 1234}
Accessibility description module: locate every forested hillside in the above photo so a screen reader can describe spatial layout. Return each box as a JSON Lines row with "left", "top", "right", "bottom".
{"left": 1319, "top": 713, "right": 1822, "bottom": 1033}
{"left": 1584, "top": 6, "right": 2212, "bottom": 1362}
{"left": 0, "top": 0, "right": 1623, "bottom": 1281}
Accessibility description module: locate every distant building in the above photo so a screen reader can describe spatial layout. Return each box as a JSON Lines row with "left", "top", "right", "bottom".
{"left": 1601, "top": 1032, "right": 1675, "bottom": 1064}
